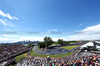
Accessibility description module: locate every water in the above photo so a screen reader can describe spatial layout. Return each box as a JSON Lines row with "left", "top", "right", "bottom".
{"left": 23, "top": 44, "right": 28, "bottom": 46}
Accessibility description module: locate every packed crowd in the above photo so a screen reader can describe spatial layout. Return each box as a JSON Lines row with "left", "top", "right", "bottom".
{"left": 0, "top": 44, "right": 28, "bottom": 62}
{"left": 0, "top": 58, "right": 15, "bottom": 66}
{"left": 17, "top": 52, "right": 100, "bottom": 66}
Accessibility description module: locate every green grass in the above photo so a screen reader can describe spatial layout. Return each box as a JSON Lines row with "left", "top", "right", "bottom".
{"left": 9, "top": 65, "right": 15, "bottom": 66}
{"left": 9, "top": 52, "right": 28, "bottom": 66}
{"left": 15, "top": 52, "right": 27, "bottom": 63}
{"left": 37, "top": 46, "right": 40, "bottom": 51}
{"left": 10, "top": 46, "right": 75, "bottom": 66}
{"left": 30, "top": 48, "right": 74, "bottom": 58}
{"left": 61, "top": 45, "right": 80, "bottom": 50}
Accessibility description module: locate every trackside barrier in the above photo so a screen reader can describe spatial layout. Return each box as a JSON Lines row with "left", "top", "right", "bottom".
{"left": 33, "top": 50, "right": 80, "bottom": 60}
{"left": 73, "top": 49, "right": 81, "bottom": 58}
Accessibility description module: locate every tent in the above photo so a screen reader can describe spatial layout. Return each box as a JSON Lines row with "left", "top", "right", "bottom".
{"left": 80, "top": 42, "right": 94, "bottom": 49}
{"left": 96, "top": 45, "right": 100, "bottom": 50}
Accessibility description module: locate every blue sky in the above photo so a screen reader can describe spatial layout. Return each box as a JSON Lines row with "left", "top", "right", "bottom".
{"left": 0, "top": 0, "right": 100, "bottom": 43}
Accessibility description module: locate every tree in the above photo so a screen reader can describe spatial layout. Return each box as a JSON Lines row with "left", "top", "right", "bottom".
{"left": 66, "top": 41, "right": 77, "bottom": 45}
{"left": 57, "top": 39, "right": 64, "bottom": 45}
{"left": 63, "top": 41, "right": 67, "bottom": 44}
{"left": 38, "top": 42, "right": 45, "bottom": 48}
{"left": 27, "top": 43, "right": 33, "bottom": 47}
{"left": 44, "top": 37, "right": 53, "bottom": 48}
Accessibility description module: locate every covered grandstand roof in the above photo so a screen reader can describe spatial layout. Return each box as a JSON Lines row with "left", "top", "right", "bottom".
{"left": 96, "top": 45, "right": 100, "bottom": 49}
{"left": 95, "top": 41, "right": 100, "bottom": 43}
{"left": 80, "top": 42, "right": 94, "bottom": 49}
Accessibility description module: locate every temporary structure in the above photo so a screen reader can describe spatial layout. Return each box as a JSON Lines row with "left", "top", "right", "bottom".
{"left": 80, "top": 42, "right": 94, "bottom": 49}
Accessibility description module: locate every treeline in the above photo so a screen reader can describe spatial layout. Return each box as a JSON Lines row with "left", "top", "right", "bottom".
{"left": 38, "top": 36, "right": 79, "bottom": 48}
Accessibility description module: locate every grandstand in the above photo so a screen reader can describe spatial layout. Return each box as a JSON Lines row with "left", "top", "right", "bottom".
{"left": 16, "top": 42, "right": 100, "bottom": 66}
{"left": 16, "top": 50, "right": 100, "bottom": 66}
{"left": 0, "top": 44, "right": 29, "bottom": 66}
{"left": 0, "top": 41, "right": 100, "bottom": 66}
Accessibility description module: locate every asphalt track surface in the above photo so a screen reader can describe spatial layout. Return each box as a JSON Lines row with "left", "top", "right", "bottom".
{"left": 33, "top": 46, "right": 69, "bottom": 55}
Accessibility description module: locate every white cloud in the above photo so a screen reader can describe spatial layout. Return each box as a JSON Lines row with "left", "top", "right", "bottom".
{"left": 0, "top": 37, "right": 15, "bottom": 43}
{"left": 48, "top": 29, "right": 58, "bottom": 33}
{"left": 1, "top": 37, "right": 43, "bottom": 43}
{"left": 51, "top": 29, "right": 54, "bottom": 31}
{"left": 15, "top": 37, "right": 65, "bottom": 42}
{"left": 66, "top": 34, "right": 100, "bottom": 40}
{"left": 0, "top": 35, "right": 72, "bottom": 43}
{"left": 0, "top": 35, "right": 19, "bottom": 43}
{"left": 55, "top": 29, "right": 57, "bottom": 31}
{"left": 13, "top": 16, "right": 18, "bottom": 20}
{"left": 48, "top": 30, "right": 51, "bottom": 33}
{"left": 82, "top": 24, "right": 100, "bottom": 32}
{"left": 0, "top": 19, "right": 15, "bottom": 27}
{"left": 19, "top": 37, "right": 44, "bottom": 41}
{"left": 4, "top": 29, "right": 13, "bottom": 31}
{"left": 0, "top": 10, "right": 17, "bottom": 27}
{"left": 78, "top": 23, "right": 84, "bottom": 26}
{"left": 0, "top": 19, "right": 7, "bottom": 25}
{"left": 9, "top": 21, "right": 11, "bottom": 23}
{"left": 1, "top": 24, "right": 100, "bottom": 43}
{"left": 6, "top": 13, "right": 18, "bottom": 20}
{"left": 0, "top": 10, "right": 18, "bottom": 20}
{"left": 0, "top": 10, "right": 6, "bottom": 16}
{"left": 9, "top": 24, "right": 15, "bottom": 27}
{"left": 3, "top": 34, "right": 18, "bottom": 37}
{"left": 66, "top": 24, "right": 100, "bottom": 40}
{"left": 4, "top": 19, "right": 8, "bottom": 22}
{"left": 10, "top": 37, "right": 44, "bottom": 42}
{"left": 0, "top": 37, "right": 10, "bottom": 41}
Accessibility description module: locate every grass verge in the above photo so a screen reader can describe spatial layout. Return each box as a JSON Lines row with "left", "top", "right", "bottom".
{"left": 37, "top": 46, "right": 40, "bottom": 51}
{"left": 30, "top": 48, "right": 74, "bottom": 58}
{"left": 9, "top": 65, "right": 15, "bottom": 66}
{"left": 15, "top": 52, "right": 27, "bottom": 63}
{"left": 61, "top": 45, "right": 80, "bottom": 50}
